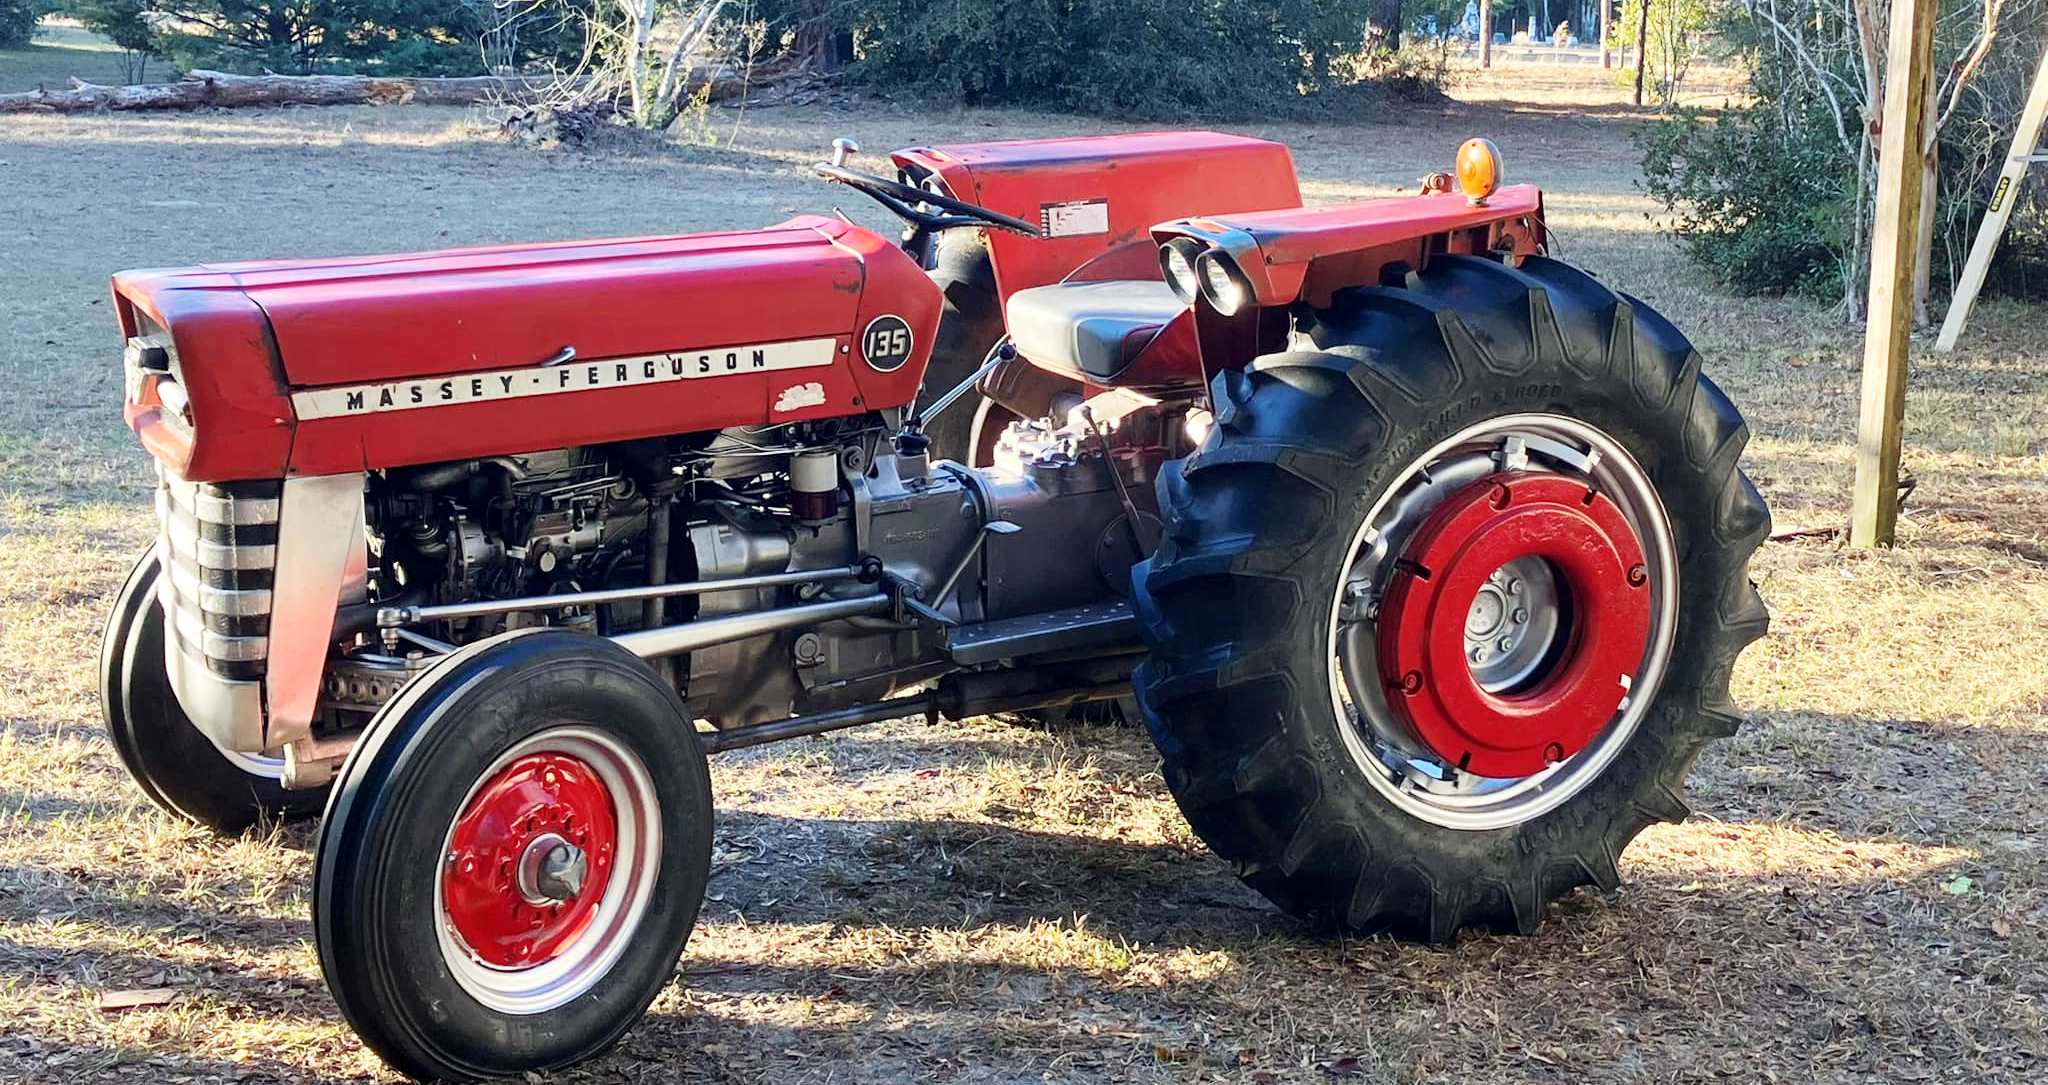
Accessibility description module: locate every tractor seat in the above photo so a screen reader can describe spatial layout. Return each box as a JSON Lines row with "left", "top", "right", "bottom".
{"left": 1005, "top": 279, "right": 1188, "bottom": 381}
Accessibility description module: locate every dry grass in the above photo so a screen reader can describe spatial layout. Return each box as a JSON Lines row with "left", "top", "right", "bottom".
{"left": 2, "top": 53, "right": 2046, "bottom": 1085}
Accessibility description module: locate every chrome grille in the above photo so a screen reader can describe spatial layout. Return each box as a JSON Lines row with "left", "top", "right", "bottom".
{"left": 156, "top": 464, "right": 281, "bottom": 680}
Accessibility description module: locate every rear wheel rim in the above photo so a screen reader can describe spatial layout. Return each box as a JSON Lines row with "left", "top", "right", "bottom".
{"left": 1326, "top": 414, "right": 1679, "bottom": 831}
{"left": 434, "top": 726, "right": 661, "bottom": 1014}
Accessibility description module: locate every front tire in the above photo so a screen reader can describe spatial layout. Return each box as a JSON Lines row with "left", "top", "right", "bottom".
{"left": 315, "top": 629, "right": 713, "bottom": 1081}
{"left": 1132, "top": 255, "right": 1770, "bottom": 941}
{"left": 98, "top": 543, "right": 327, "bottom": 833}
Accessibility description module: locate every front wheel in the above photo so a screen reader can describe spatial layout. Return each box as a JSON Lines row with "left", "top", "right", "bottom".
{"left": 1132, "top": 255, "right": 1771, "bottom": 941}
{"left": 99, "top": 543, "right": 327, "bottom": 833}
{"left": 315, "top": 629, "right": 712, "bottom": 1081}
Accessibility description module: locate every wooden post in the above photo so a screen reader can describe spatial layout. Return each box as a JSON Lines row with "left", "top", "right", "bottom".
{"left": 1480, "top": 0, "right": 1493, "bottom": 68}
{"left": 1934, "top": 46, "right": 2048, "bottom": 352}
{"left": 1599, "top": 0, "right": 1612, "bottom": 67}
{"left": 1849, "top": 0, "right": 1939, "bottom": 548}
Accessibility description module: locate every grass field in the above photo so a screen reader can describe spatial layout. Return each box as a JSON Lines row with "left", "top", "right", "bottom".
{"left": 0, "top": 21, "right": 146, "bottom": 93}
{"left": 2, "top": 55, "right": 2046, "bottom": 1085}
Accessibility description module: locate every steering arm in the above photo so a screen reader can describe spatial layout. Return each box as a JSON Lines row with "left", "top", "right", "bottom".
{"left": 813, "top": 139, "right": 1041, "bottom": 239}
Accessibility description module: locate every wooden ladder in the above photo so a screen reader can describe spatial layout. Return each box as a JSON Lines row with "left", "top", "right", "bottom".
{"left": 1934, "top": 45, "right": 2048, "bottom": 352}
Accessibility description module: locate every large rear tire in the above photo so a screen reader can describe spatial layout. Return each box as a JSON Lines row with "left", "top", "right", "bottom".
{"left": 314, "top": 628, "right": 712, "bottom": 1081}
{"left": 920, "top": 231, "right": 1007, "bottom": 465}
{"left": 98, "top": 543, "right": 327, "bottom": 833}
{"left": 1132, "top": 255, "right": 1770, "bottom": 941}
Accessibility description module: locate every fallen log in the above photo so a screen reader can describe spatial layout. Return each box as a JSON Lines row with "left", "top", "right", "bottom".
{"left": 0, "top": 70, "right": 549, "bottom": 113}
{"left": 0, "top": 65, "right": 790, "bottom": 115}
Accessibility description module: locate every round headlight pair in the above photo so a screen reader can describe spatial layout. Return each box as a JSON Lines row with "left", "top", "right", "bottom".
{"left": 1159, "top": 238, "right": 1253, "bottom": 317}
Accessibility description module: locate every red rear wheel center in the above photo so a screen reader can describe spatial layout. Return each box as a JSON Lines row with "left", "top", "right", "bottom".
{"left": 442, "top": 752, "right": 618, "bottom": 969}
{"left": 1376, "top": 472, "right": 1652, "bottom": 778}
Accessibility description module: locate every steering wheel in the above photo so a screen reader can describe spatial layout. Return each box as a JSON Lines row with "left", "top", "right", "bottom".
{"left": 814, "top": 144, "right": 1041, "bottom": 238}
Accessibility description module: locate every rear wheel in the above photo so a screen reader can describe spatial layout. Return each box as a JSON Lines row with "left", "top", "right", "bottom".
{"left": 921, "top": 231, "right": 1006, "bottom": 464}
{"left": 315, "top": 629, "right": 712, "bottom": 1081}
{"left": 1132, "top": 255, "right": 1770, "bottom": 940}
{"left": 967, "top": 396, "right": 1022, "bottom": 468}
{"left": 99, "top": 543, "right": 326, "bottom": 833}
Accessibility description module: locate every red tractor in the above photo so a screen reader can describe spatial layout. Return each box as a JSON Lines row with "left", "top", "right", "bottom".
{"left": 101, "top": 131, "right": 1768, "bottom": 1081}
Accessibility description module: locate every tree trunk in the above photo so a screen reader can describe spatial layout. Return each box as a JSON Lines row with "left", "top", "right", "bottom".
{"left": 1371, "top": 0, "right": 1405, "bottom": 49}
{"left": 793, "top": 23, "right": 855, "bottom": 70}
{"left": 1632, "top": 0, "right": 1651, "bottom": 105}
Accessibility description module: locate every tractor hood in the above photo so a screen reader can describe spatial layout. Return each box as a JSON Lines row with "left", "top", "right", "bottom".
{"left": 113, "top": 218, "right": 941, "bottom": 482}
{"left": 221, "top": 224, "right": 863, "bottom": 388}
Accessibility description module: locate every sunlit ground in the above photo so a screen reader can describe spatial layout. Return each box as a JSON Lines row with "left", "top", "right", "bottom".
{"left": 2, "top": 46, "right": 2044, "bottom": 1085}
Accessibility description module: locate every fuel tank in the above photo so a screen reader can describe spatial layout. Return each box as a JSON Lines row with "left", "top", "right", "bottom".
{"left": 112, "top": 216, "right": 940, "bottom": 482}
{"left": 892, "top": 131, "right": 1303, "bottom": 305}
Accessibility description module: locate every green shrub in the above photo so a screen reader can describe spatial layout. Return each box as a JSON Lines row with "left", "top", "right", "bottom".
{"left": 66, "top": 0, "right": 151, "bottom": 55}
{"left": 58, "top": 0, "right": 574, "bottom": 75}
{"left": 769, "top": 0, "right": 1439, "bottom": 118}
{"left": 1641, "top": 0, "right": 2047, "bottom": 308}
{"left": 1641, "top": 102, "right": 1854, "bottom": 299}
{"left": 146, "top": 0, "right": 492, "bottom": 74}
{"left": 0, "top": 0, "right": 42, "bottom": 48}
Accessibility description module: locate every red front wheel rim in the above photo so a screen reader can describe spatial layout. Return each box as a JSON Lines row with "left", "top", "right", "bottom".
{"left": 433, "top": 726, "right": 662, "bottom": 1015}
{"left": 442, "top": 751, "right": 619, "bottom": 968}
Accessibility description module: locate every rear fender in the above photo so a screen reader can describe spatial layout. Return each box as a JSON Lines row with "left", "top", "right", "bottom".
{"left": 1152, "top": 185, "right": 1546, "bottom": 379}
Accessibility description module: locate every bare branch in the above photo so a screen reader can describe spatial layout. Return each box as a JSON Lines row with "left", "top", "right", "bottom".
{"left": 1930, "top": 0, "right": 2003, "bottom": 143}
{"left": 1746, "top": 0, "right": 1859, "bottom": 155}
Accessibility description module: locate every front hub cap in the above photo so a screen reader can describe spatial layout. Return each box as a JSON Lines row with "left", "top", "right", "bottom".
{"left": 442, "top": 752, "right": 619, "bottom": 969}
{"left": 1376, "top": 472, "right": 1652, "bottom": 777}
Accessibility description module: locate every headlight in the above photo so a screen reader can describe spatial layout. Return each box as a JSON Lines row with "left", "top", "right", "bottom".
{"left": 1195, "top": 251, "right": 1252, "bottom": 316}
{"left": 157, "top": 377, "right": 192, "bottom": 423}
{"left": 1159, "top": 239, "right": 1204, "bottom": 304}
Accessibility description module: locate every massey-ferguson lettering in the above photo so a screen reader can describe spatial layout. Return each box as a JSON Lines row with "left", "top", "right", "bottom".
{"left": 101, "top": 132, "right": 1769, "bottom": 1081}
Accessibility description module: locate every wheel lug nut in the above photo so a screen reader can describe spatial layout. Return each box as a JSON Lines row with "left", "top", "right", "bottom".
{"left": 1506, "top": 579, "right": 1522, "bottom": 595}
{"left": 1470, "top": 646, "right": 1488, "bottom": 663}
{"left": 1498, "top": 636, "right": 1514, "bottom": 652}
{"left": 1513, "top": 607, "right": 1528, "bottom": 624}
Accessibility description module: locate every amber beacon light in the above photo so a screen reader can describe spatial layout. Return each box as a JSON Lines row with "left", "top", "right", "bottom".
{"left": 1455, "top": 138, "right": 1503, "bottom": 206}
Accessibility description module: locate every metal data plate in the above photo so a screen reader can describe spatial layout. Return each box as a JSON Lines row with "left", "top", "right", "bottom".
{"left": 946, "top": 600, "right": 1138, "bottom": 665}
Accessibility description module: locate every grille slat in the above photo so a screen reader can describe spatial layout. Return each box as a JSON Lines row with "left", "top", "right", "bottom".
{"left": 156, "top": 465, "right": 280, "bottom": 680}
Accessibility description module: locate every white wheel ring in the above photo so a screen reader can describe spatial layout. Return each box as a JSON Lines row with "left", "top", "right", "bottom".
{"left": 1325, "top": 413, "right": 1681, "bottom": 832}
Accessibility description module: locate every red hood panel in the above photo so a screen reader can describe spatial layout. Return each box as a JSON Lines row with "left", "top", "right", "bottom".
{"left": 113, "top": 217, "right": 945, "bottom": 481}
{"left": 223, "top": 223, "right": 865, "bottom": 387}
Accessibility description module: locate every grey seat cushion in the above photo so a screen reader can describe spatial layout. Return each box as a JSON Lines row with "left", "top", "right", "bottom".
{"left": 1005, "top": 279, "right": 1187, "bottom": 380}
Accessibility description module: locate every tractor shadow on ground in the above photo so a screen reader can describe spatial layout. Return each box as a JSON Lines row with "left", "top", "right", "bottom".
{"left": 701, "top": 808, "right": 1278, "bottom": 946}
{"left": 0, "top": 706, "right": 2013, "bottom": 1082}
